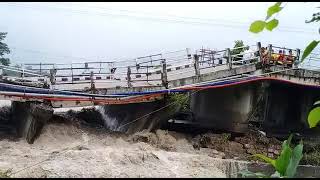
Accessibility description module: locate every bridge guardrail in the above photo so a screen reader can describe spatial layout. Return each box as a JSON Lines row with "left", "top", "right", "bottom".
{"left": 262, "top": 44, "right": 300, "bottom": 69}
{"left": 2, "top": 42, "right": 305, "bottom": 91}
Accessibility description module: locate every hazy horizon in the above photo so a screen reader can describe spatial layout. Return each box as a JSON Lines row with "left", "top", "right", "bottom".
{"left": 0, "top": 2, "right": 319, "bottom": 65}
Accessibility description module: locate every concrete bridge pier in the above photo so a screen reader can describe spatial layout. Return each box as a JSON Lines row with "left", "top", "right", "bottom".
{"left": 262, "top": 82, "right": 320, "bottom": 135}
{"left": 190, "top": 82, "right": 262, "bottom": 133}
{"left": 11, "top": 101, "right": 53, "bottom": 144}
{"left": 103, "top": 98, "right": 181, "bottom": 134}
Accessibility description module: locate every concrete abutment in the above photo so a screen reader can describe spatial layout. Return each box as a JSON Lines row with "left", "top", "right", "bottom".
{"left": 11, "top": 101, "right": 53, "bottom": 144}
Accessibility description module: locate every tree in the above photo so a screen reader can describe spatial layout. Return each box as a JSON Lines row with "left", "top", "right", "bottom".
{"left": 249, "top": 2, "right": 318, "bottom": 61}
{"left": 0, "top": 32, "right": 10, "bottom": 66}
{"left": 231, "top": 40, "right": 248, "bottom": 64}
{"left": 230, "top": 40, "right": 247, "bottom": 55}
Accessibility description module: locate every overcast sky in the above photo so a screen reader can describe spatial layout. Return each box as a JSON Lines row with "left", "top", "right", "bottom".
{"left": 0, "top": 2, "right": 319, "bottom": 65}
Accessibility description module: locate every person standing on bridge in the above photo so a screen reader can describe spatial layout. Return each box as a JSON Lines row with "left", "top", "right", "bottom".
{"left": 276, "top": 50, "right": 285, "bottom": 65}
{"left": 261, "top": 47, "right": 269, "bottom": 65}
{"left": 271, "top": 49, "right": 278, "bottom": 65}
{"left": 243, "top": 46, "right": 255, "bottom": 64}
{"left": 285, "top": 49, "right": 294, "bottom": 67}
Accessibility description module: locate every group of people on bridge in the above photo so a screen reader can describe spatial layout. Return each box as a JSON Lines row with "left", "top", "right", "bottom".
{"left": 260, "top": 47, "right": 296, "bottom": 67}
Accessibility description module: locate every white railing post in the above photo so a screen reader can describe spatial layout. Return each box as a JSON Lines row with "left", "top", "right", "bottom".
{"left": 71, "top": 63, "right": 74, "bottom": 84}
{"left": 90, "top": 71, "right": 95, "bottom": 93}
{"left": 0, "top": 65, "right": 3, "bottom": 80}
{"left": 295, "top": 48, "right": 301, "bottom": 68}
{"left": 227, "top": 48, "right": 232, "bottom": 69}
{"left": 22, "top": 64, "right": 25, "bottom": 84}
{"left": 186, "top": 48, "right": 191, "bottom": 60}
{"left": 268, "top": 44, "right": 273, "bottom": 64}
{"left": 194, "top": 54, "right": 200, "bottom": 77}
{"left": 161, "top": 59, "right": 168, "bottom": 88}
{"left": 49, "top": 68, "right": 56, "bottom": 85}
{"left": 127, "top": 66, "right": 132, "bottom": 88}
{"left": 256, "top": 42, "right": 262, "bottom": 63}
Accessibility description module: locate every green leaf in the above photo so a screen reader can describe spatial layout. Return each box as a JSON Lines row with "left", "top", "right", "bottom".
{"left": 249, "top": 20, "right": 266, "bottom": 33}
{"left": 239, "top": 170, "right": 269, "bottom": 178}
{"left": 265, "top": 19, "right": 279, "bottom": 31}
{"left": 286, "top": 134, "right": 293, "bottom": 146}
{"left": 307, "top": 106, "right": 320, "bottom": 128}
{"left": 281, "top": 134, "right": 293, "bottom": 150}
{"left": 275, "top": 136, "right": 293, "bottom": 176}
{"left": 306, "top": 12, "right": 320, "bottom": 23}
{"left": 301, "top": 40, "right": 320, "bottom": 61}
{"left": 285, "top": 142, "right": 303, "bottom": 178}
{"left": 266, "top": 2, "right": 283, "bottom": 20}
{"left": 253, "top": 154, "right": 276, "bottom": 167}
{"left": 270, "top": 171, "right": 282, "bottom": 178}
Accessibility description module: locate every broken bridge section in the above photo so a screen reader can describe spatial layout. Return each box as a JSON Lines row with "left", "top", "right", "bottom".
{"left": 1, "top": 42, "right": 319, "bottom": 142}
{"left": 11, "top": 102, "right": 53, "bottom": 144}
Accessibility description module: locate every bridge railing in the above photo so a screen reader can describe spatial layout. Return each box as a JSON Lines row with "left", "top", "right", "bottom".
{"left": 299, "top": 52, "right": 320, "bottom": 70}
{"left": 263, "top": 44, "right": 300, "bottom": 68}
{"left": 230, "top": 44, "right": 260, "bottom": 67}
{"left": 194, "top": 44, "right": 260, "bottom": 76}
{"left": 197, "top": 48, "right": 229, "bottom": 68}
{"left": 125, "top": 49, "right": 191, "bottom": 87}
{"left": 3, "top": 42, "right": 306, "bottom": 90}
{"left": 0, "top": 64, "right": 49, "bottom": 87}
{"left": 23, "top": 62, "right": 127, "bottom": 85}
{"left": 17, "top": 48, "right": 192, "bottom": 88}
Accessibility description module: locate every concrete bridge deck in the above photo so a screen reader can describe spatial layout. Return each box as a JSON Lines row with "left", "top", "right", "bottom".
{"left": 0, "top": 42, "right": 317, "bottom": 107}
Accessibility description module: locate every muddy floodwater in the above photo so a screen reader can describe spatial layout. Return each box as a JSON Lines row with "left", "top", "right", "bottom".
{"left": 0, "top": 100, "right": 289, "bottom": 178}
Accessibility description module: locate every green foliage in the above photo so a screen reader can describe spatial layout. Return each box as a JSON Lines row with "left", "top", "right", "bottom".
{"left": 270, "top": 171, "right": 282, "bottom": 178}
{"left": 0, "top": 32, "right": 10, "bottom": 66}
{"left": 249, "top": 3, "right": 320, "bottom": 61}
{"left": 285, "top": 143, "right": 303, "bottom": 178}
{"left": 242, "top": 134, "right": 303, "bottom": 178}
{"left": 265, "top": 19, "right": 279, "bottom": 31}
{"left": 249, "top": 2, "right": 283, "bottom": 34}
{"left": 230, "top": 40, "right": 247, "bottom": 55}
{"left": 306, "top": 12, "right": 320, "bottom": 23}
{"left": 301, "top": 40, "right": 320, "bottom": 62}
{"left": 0, "top": 32, "right": 10, "bottom": 57}
{"left": 307, "top": 106, "right": 320, "bottom": 128}
{"left": 266, "top": 2, "right": 283, "bottom": 20}
{"left": 0, "top": 58, "right": 10, "bottom": 66}
{"left": 300, "top": 101, "right": 320, "bottom": 167}
{"left": 221, "top": 133, "right": 231, "bottom": 143}
{"left": 249, "top": 19, "right": 279, "bottom": 33}
{"left": 167, "top": 93, "right": 190, "bottom": 112}
{"left": 253, "top": 154, "right": 276, "bottom": 167}
{"left": 249, "top": 20, "right": 266, "bottom": 33}
{"left": 274, "top": 135, "right": 294, "bottom": 176}
{"left": 239, "top": 170, "right": 269, "bottom": 178}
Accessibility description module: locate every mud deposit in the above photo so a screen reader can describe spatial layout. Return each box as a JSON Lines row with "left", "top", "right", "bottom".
{"left": 0, "top": 104, "right": 289, "bottom": 178}
{"left": 1, "top": 121, "right": 229, "bottom": 178}
{"left": 2, "top": 103, "right": 318, "bottom": 177}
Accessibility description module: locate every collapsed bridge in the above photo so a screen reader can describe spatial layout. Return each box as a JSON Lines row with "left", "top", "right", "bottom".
{"left": 1, "top": 42, "right": 320, "bottom": 143}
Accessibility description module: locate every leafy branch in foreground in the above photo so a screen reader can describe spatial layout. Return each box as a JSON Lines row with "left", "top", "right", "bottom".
{"left": 240, "top": 100, "right": 320, "bottom": 178}
{"left": 249, "top": 2, "right": 320, "bottom": 61}
{"left": 240, "top": 134, "right": 303, "bottom": 178}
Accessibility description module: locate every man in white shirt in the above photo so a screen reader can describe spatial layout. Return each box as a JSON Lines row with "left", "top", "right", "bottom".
{"left": 242, "top": 48, "right": 255, "bottom": 64}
